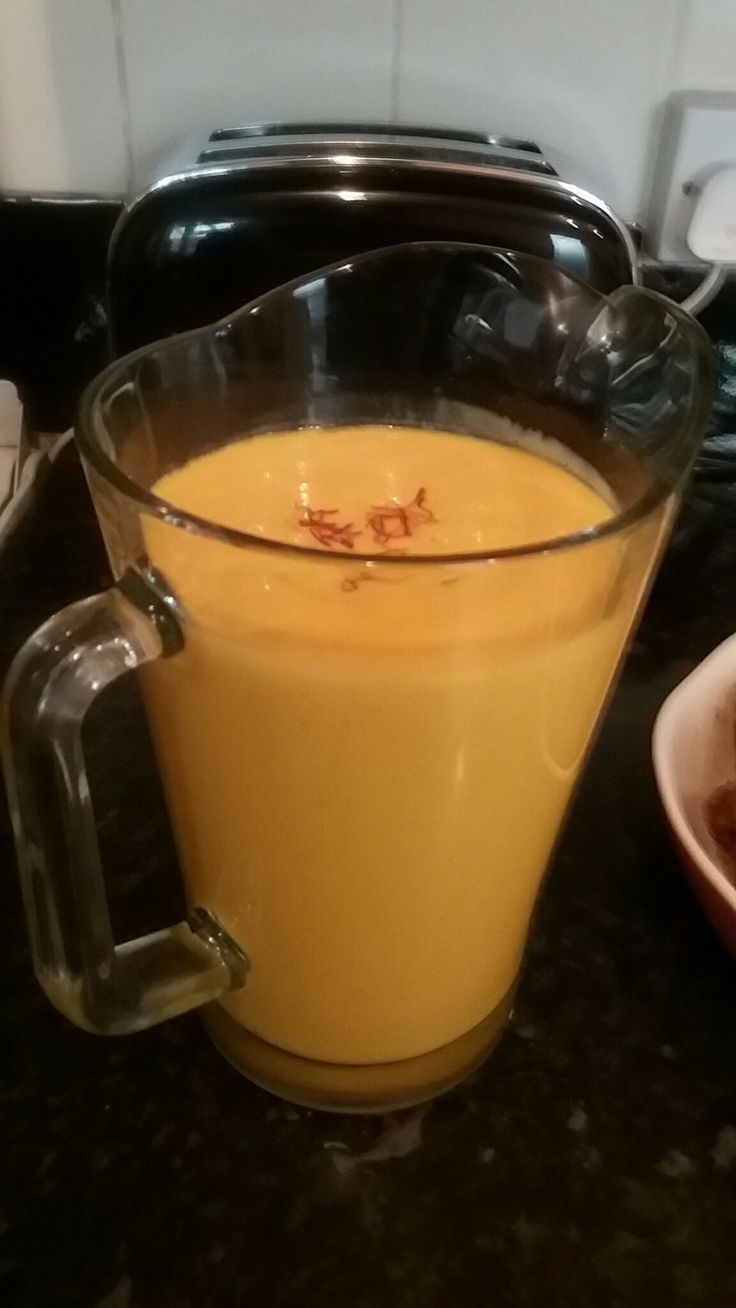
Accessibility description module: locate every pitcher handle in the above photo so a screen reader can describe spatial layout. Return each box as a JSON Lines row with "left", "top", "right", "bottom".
{"left": 1, "top": 578, "right": 248, "bottom": 1035}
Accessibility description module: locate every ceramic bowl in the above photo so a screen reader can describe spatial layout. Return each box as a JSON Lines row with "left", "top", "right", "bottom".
{"left": 652, "top": 633, "right": 736, "bottom": 954}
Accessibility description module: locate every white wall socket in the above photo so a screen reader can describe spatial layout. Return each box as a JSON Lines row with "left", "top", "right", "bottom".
{"left": 646, "top": 90, "right": 736, "bottom": 263}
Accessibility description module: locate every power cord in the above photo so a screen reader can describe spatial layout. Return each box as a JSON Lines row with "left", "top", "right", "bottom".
{"left": 680, "top": 264, "right": 728, "bottom": 316}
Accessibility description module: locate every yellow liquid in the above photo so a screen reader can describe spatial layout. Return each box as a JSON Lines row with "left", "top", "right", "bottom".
{"left": 142, "top": 424, "right": 668, "bottom": 1068}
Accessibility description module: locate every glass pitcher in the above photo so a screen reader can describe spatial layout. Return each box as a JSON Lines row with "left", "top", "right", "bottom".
{"left": 1, "top": 244, "right": 711, "bottom": 1112}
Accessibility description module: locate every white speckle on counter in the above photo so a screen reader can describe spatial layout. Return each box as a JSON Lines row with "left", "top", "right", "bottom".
{"left": 567, "top": 1105, "right": 588, "bottom": 1133}
{"left": 516, "top": 1023, "right": 539, "bottom": 1041}
{"left": 657, "top": 1149, "right": 695, "bottom": 1179}
{"left": 712, "top": 1126, "right": 736, "bottom": 1171}
{"left": 480, "top": 1147, "right": 495, "bottom": 1164}
{"left": 324, "top": 1110, "right": 425, "bottom": 1176}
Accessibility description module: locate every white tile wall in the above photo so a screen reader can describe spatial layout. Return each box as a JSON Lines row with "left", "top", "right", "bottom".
{"left": 673, "top": 0, "right": 736, "bottom": 90}
{"left": 0, "top": 0, "right": 734, "bottom": 228}
{"left": 0, "top": 0, "right": 126, "bottom": 194}
{"left": 396, "top": 0, "right": 681, "bottom": 221}
{"left": 118, "top": 0, "right": 395, "bottom": 191}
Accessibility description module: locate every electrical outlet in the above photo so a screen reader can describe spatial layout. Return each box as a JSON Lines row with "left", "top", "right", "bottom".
{"left": 646, "top": 90, "right": 736, "bottom": 263}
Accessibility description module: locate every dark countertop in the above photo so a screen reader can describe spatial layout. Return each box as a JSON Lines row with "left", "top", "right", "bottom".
{"left": 2, "top": 302, "right": 736, "bottom": 1307}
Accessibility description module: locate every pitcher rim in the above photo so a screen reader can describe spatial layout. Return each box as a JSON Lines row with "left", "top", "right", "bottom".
{"left": 76, "top": 241, "right": 710, "bottom": 566}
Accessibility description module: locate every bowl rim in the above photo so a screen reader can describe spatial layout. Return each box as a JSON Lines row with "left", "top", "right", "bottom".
{"left": 652, "top": 631, "right": 736, "bottom": 913}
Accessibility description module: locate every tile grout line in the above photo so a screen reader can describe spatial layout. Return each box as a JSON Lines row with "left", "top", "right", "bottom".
{"left": 110, "top": 0, "right": 135, "bottom": 196}
{"left": 389, "top": 0, "right": 402, "bottom": 125}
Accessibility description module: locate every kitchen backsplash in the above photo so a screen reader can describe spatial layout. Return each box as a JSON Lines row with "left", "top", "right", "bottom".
{"left": 0, "top": 0, "right": 734, "bottom": 224}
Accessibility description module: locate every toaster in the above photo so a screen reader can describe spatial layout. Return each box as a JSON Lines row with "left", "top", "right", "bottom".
{"left": 107, "top": 121, "right": 639, "bottom": 357}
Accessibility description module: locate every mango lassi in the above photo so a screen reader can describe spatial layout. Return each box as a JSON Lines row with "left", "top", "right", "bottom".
{"left": 140, "top": 423, "right": 668, "bottom": 1103}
